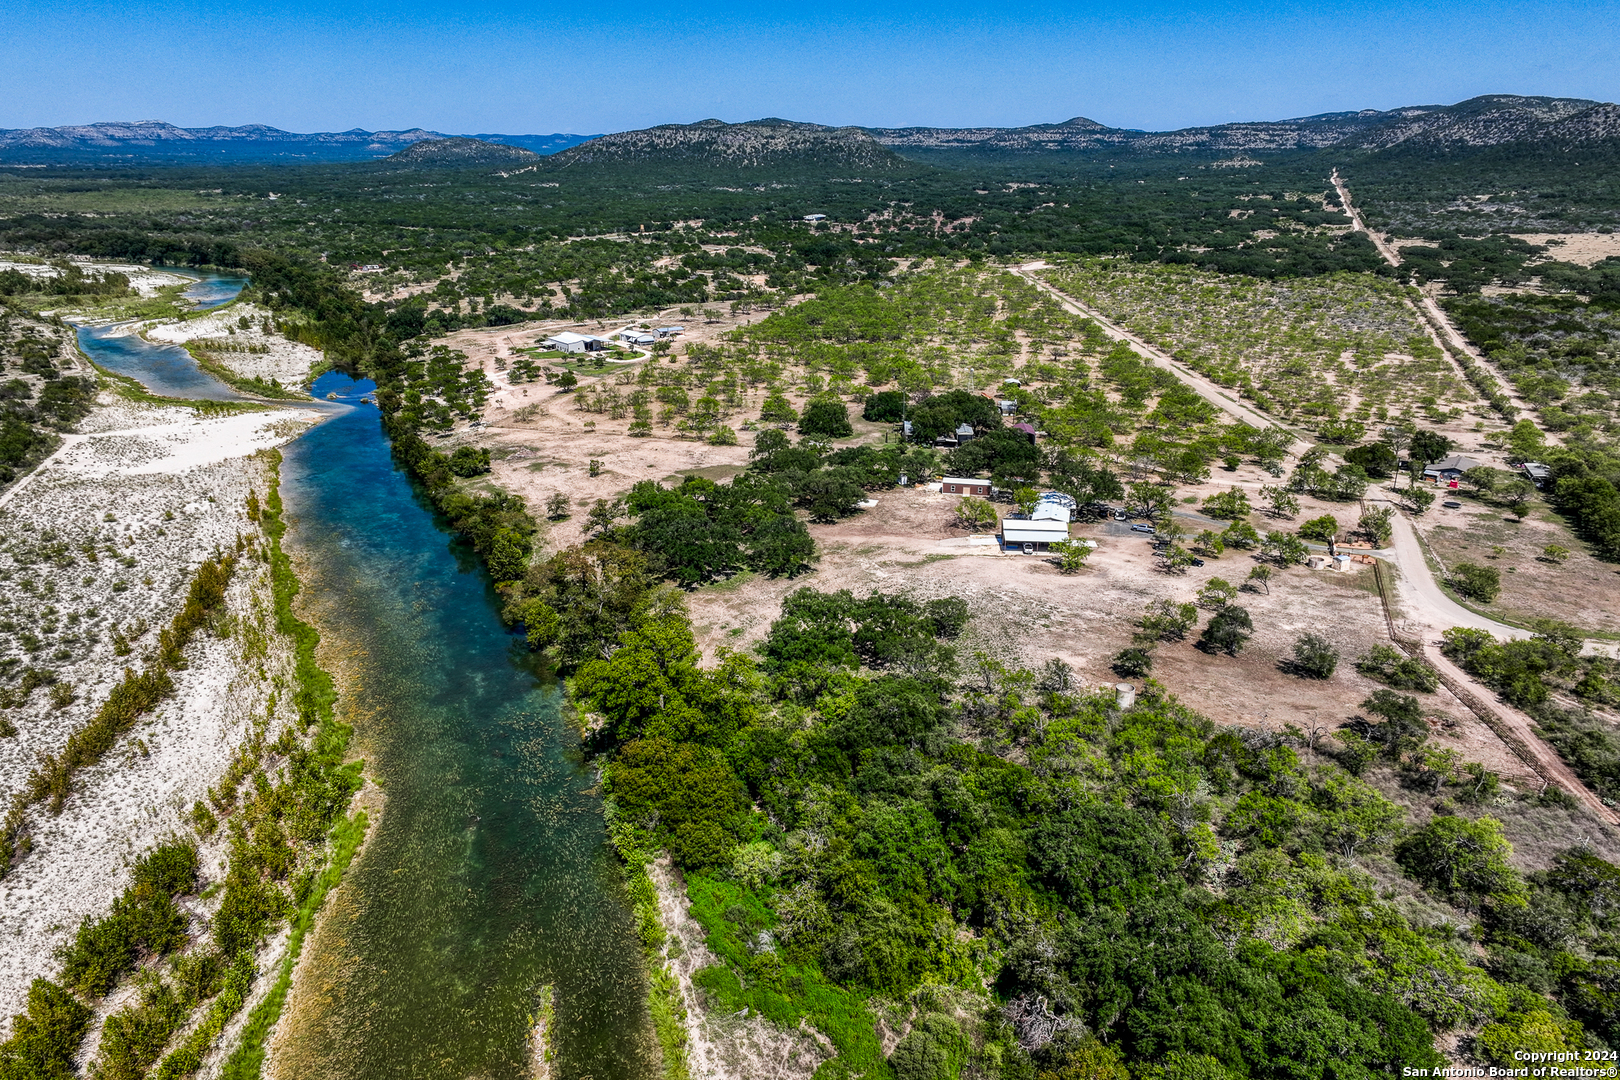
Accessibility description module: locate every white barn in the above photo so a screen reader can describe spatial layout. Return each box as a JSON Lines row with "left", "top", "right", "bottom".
{"left": 543, "top": 331, "right": 606, "bottom": 354}
{"left": 1002, "top": 517, "right": 1070, "bottom": 554}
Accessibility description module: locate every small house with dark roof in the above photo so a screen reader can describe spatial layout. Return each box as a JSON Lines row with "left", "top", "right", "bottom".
{"left": 1422, "top": 454, "right": 1484, "bottom": 483}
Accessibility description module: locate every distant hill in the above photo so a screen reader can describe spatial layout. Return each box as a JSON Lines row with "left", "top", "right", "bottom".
{"left": 867, "top": 95, "right": 1619, "bottom": 156}
{"left": 386, "top": 137, "right": 540, "bottom": 167}
{"left": 4, "top": 96, "right": 1614, "bottom": 169}
{"left": 1338, "top": 95, "right": 1604, "bottom": 149}
{"left": 0, "top": 122, "right": 596, "bottom": 164}
{"left": 547, "top": 118, "right": 913, "bottom": 172}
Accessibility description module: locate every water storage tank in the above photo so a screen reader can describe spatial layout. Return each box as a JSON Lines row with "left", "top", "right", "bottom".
{"left": 1115, "top": 683, "right": 1136, "bottom": 709}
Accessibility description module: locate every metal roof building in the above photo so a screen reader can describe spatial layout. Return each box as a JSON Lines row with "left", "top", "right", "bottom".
{"left": 543, "top": 331, "right": 606, "bottom": 353}
{"left": 1002, "top": 517, "right": 1070, "bottom": 553}
{"left": 1422, "top": 454, "right": 1484, "bottom": 481}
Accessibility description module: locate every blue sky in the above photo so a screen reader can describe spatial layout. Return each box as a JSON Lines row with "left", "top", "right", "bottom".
{"left": 3, "top": 0, "right": 1616, "bottom": 134}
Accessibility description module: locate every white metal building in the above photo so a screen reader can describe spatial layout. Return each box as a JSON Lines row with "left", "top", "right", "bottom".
{"left": 1002, "top": 517, "right": 1070, "bottom": 553}
{"left": 542, "top": 331, "right": 606, "bottom": 354}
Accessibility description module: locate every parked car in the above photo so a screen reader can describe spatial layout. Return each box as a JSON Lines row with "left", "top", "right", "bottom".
{"left": 1131, "top": 523, "right": 1155, "bottom": 533}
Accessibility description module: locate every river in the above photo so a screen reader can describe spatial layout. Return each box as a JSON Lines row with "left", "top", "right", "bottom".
{"left": 74, "top": 270, "right": 654, "bottom": 1079}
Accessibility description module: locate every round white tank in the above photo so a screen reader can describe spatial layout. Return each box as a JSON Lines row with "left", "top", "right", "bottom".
{"left": 1115, "top": 682, "right": 1136, "bottom": 708}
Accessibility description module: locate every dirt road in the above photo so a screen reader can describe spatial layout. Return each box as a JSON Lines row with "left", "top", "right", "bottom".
{"left": 1422, "top": 642, "right": 1620, "bottom": 824}
{"left": 1330, "top": 170, "right": 1546, "bottom": 424}
{"left": 1027, "top": 258, "right": 1617, "bottom": 817}
{"left": 1330, "top": 169, "right": 1404, "bottom": 268}
{"left": 1015, "top": 262, "right": 1310, "bottom": 453}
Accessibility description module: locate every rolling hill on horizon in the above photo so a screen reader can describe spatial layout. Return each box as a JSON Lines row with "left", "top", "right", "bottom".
{"left": 541, "top": 117, "right": 915, "bottom": 173}
{"left": 3, "top": 94, "right": 1617, "bottom": 169}
{"left": 865, "top": 94, "right": 1619, "bottom": 155}
{"left": 0, "top": 121, "right": 596, "bottom": 162}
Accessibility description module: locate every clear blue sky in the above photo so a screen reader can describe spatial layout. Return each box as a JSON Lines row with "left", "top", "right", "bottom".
{"left": 3, "top": 0, "right": 1616, "bottom": 134}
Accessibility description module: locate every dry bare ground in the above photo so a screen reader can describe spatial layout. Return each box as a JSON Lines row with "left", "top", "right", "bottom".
{"left": 1512, "top": 233, "right": 1620, "bottom": 268}
{"left": 0, "top": 394, "right": 317, "bottom": 1028}
{"left": 1418, "top": 501, "right": 1620, "bottom": 636}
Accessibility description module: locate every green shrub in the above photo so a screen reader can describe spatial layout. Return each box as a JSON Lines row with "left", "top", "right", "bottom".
{"left": 1355, "top": 644, "right": 1439, "bottom": 692}
{"left": 1452, "top": 562, "right": 1501, "bottom": 603}
{"left": 1298, "top": 515, "right": 1339, "bottom": 542}
{"left": 447, "top": 446, "right": 490, "bottom": 476}
{"left": 1199, "top": 605, "right": 1252, "bottom": 656}
{"left": 92, "top": 974, "right": 189, "bottom": 1080}
{"left": 1112, "top": 648, "right": 1154, "bottom": 677}
{"left": 57, "top": 841, "right": 198, "bottom": 998}
{"left": 799, "top": 398, "right": 853, "bottom": 438}
{"left": 862, "top": 391, "right": 906, "bottom": 422}
{"left": 0, "top": 978, "right": 91, "bottom": 1080}
{"left": 890, "top": 1013, "right": 969, "bottom": 1080}
{"left": 1289, "top": 633, "right": 1340, "bottom": 679}
{"left": 1395, "top": 815, "right": 1523, "bottom": 909}
{"left": 1200, "top": 488, "right": 1251, "bottom": 520}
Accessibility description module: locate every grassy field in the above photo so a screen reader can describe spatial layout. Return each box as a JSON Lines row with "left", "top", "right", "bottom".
{"left": 1419, "top": 498, "right": 1620, "bottom": 637}
{"left": 1042, "top": 258, "right": 1477, "bottom": 434}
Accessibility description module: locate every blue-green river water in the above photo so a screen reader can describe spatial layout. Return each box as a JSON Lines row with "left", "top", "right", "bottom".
{"left": 76, "top": 272, "right": 654, "bottom": 1079}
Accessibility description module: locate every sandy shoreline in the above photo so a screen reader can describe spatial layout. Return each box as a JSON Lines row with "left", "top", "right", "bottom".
{"left": 0, "top": 392, "right": 318, "bottom": 1024}
{"left": 144, "top": 301, "right": 324, "bottom": 390}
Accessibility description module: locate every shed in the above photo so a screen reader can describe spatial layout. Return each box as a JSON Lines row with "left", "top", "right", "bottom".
{"left": 955, "top": 423, "right": 975, "bottom": 443}
{"left": 1012, "top": 422, "right": 1037, "bottom": 444}
{"left": 803, "top": 214, "right": 827, "bottom": 222}
{"left": 1037, "top": 492, "right": 1077, "bottom": 509}
{"left": 1002, "top": 517, "right": 1069, "bottom": 553}
{"left": 655, "top": 326, "right": 685, "bottom": 337}
{"left": 1422, "top": 454, "right": 1483, "bottom": 483}
{"left": 1522, "top": 461, "right": 1551, "bottom": 487}
{"left": 941, "top": 477, "right": 992, "bottom": 497}
{"left": 998, "top": 400, "right": 1017, "bottom": 415}
{"left": 543, "top": 331, "right": 605, "bottom": 354}
{"left": 1030, "top": 502, "right": 1070, "bottom": 523}
{"left": 616, "top": 330, "right": 658, "bottom": 347}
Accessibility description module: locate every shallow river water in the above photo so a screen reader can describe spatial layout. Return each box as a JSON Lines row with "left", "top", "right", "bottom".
{"left": 74, "top": 272, "right": 653, "bottom": 1079}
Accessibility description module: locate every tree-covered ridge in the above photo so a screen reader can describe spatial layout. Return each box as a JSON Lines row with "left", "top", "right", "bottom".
{"left": 1042, "top": 259, "right": 1473, "bottom": 434}
{"left": 1342, "top": 145, "right": 1620, "bottom": 238}
{"left": 552, "top": 565, "right": 1620, "bottom": 1079}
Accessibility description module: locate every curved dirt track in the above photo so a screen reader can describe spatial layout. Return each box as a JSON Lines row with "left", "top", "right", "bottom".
{"left": 1025, "top": 262, "right": 1618, "bottom": 822}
